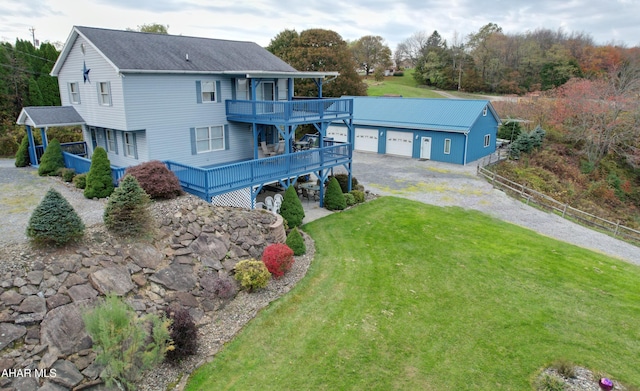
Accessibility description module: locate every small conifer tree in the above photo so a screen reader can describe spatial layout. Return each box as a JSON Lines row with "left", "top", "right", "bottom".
{"left": 103, "top": 174, "right": 151, "bottom": 237}
{"left": 324, "top": 177, "right": 346, "bottom": 211}
{"left": 37, "top": 139, "right": 64, "bottom": 176}
{"left": 84, "top": 147, "right": 114, "bottom": 199}
{"left": 15, "top": 135, "right": 30, "bottom": 167}
{"left": 26, "top": 188, "right": 85, "bottom": 246}
{"left": 280, "top": 186, "right": 305, "bottom": 227}
{"left": 285, "top": 227, "right": 306, "bottom": 255}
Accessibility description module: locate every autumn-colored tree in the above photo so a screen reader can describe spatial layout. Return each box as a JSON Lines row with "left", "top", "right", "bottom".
{"left": 267, "top": 28, "right": 366, "bottom": 97}
{"left": 351, "top": 35, "right": 392, "bottom": 76}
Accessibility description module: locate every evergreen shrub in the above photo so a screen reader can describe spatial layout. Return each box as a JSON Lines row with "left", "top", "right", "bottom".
{"left": 234, "top": 259, "right": 271, "bottom": 291}
{"left": 324, "top": 177, "right": 346, "bottom": 211}
{"left": 103, "top": 174, "right": 151, "bottom": 237}
{"left": 37, "top": 139, "right": 64, "bottom": 176}
{"left": 60, "top": 168, "right": 75, "bottom": 182}
{"left": 84, "top": 147, "right": 114, "bottom": 199}
{"left": 83, "top": 294, "right": 171, "bottom": 390}
{"left": 280, "top": 186, "right": 305, "bottom": 227}
{"left": 343, "top": 192, "right": 356, "bottom": 206}
{"left": 350, "top": 189, "right": 365, "bottom": 203}
{"left": 285, "top": 227, "right": 306, "bottom": 256}
{"left": 73, "top": 173, "right": 87, "bottom": 189}
{"left": 164, "top": 305, "right": 198, "bottom": 362}
{"left": 124, "top": 160, "right": 183, "bottom": 199}
{"left": 15, "top": 135, "right": 30, "bottom": 167}
{"left": 332, "top": 173, "right": 358, "bottom": 193}
{"left": 262, "top": 243, "right": 295, "bottom": 278}
{"left": 26, "top": 188, "right": 85, "bottom": 246}
{"left": 211, "top": 274, "right": 238, "bottom": 299}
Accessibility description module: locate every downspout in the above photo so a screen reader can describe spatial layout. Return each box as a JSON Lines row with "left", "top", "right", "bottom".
{"left": 463, "top": 132, "right": 469, "bottom": 165}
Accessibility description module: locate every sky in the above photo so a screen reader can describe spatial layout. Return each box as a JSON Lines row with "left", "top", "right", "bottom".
{"left": 1, "top": 0, "right": 639, "bottom": 51}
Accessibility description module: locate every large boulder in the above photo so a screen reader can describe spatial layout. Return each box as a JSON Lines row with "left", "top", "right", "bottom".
{"left": 40, "top": 303, "right": 92, "bottom": 356}
{"left": 89, "top": 266, "right": 135, "bottom": 296}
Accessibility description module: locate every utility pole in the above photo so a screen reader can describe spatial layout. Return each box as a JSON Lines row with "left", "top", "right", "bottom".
{"left": 29, "top": 27, "right": 38, "bottom": 47}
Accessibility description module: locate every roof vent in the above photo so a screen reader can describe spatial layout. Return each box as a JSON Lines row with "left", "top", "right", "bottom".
{"left": 185, "top": 53, "right": 189, "bottom": 61}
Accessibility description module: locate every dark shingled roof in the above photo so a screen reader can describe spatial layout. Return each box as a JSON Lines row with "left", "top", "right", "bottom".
{"left": 75, "top": 26, "right": 298, "bottom": 73}
{"left": 17, "top": 106, "right": 85, "bottom": 127}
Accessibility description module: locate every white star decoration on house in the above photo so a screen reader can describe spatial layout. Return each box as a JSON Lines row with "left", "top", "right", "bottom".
{"left": 83, "top": 61, "right": 90, "bottom": 83}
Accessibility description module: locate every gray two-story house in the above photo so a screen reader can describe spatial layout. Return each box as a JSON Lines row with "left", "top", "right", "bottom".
{"left": 17, "top": 26, "right": 354, "bottom": 207}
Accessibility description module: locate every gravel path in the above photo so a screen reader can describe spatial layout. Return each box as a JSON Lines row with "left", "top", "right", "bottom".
{"left": 348, "top": 151, "right": 640, "bottom": 266}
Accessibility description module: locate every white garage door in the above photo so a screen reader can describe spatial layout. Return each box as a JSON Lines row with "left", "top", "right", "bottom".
{"left": 386, "top": 131, "right": 413, "bottom": 157}
{"left": 354, "top": 128, "right": 378, "bottom": 152}
{"left": 327, "top": 126, "right": 348, "bottom": 143}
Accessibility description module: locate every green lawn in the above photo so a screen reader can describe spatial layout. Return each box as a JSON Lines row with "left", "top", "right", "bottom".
{"left": 186, "top": 197, "right": 640, "bottom": 390}
{"left": 364, "top": 69, "right": 443, "bottom": 98}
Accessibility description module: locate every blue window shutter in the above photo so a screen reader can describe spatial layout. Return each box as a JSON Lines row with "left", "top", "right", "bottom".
{"left": 196, "top": 81, "right": 202, "bottom": 104}
{"left": 231, "top": 78, "right": 236, "bottom": 100}
{"left": 216, "top": 80, "right": 222, "bottom": 103}
{"left": 132, "top": 133, "right": 138, "bottom": 159}
{"left": 224, "top": 124, "right": 229, "bottom": 150}
{"left": 190, "top": 127, "right": 197, "bottom": 154}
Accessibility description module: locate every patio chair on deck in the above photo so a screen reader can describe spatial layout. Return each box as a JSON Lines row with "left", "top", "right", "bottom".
{"left": 265, "top": 196, "right": 274, "bottom": 211}
{"left": 261, "top": 141, "right": 276, "bottom": 157}
{"left": 274, "top": 141, "right": 285, "bottom": 155}
{"left": 274, "top": 193, "right": 283, "bottom": 204}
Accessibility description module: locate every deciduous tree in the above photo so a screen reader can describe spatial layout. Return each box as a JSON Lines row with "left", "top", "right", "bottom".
{"left": 351, "top": 35, "right": 392, "bottom": 75}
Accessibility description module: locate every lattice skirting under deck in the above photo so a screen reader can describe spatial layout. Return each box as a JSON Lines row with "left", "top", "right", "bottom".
{"left": 211, "top": 187, "right": 252, "bottom": 209}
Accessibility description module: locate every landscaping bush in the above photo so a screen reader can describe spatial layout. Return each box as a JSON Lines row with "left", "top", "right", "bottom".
{"left": 60, "top": 167, "right": 75, "bottom": 182}
{"left": 332, "top": 173, "right": 358, "bottom": 193}
{"left": 262, "top": 243, "right": 295, "bottom": 278}
{"left": 83, "top": 294, "right": 171, "bottom": 390}
{"left": 280, "top": 185, "right": 305, "bottom": 227}
{"left": 103, "top": 174, "right": 151, "bottom": 237}
{"left": 14, "top": 135, "right": 30, "bottom": 167}
{"left": 509, "top": 126, "right": 547, "bottom": 159}
{"left": 324, "top": 177, "right": 346, "bottom": 211}
{"left": 37, "top": 139, "right": 64, "bottom": 176}
{"left": 84, "top": 147, "right": 114, "bottom": 199}
{"left": 234, "top": 259, "right": 271, "bottom": 291}
{"left": 343, "top": 192, "right": 356, "bottom": 206}
{"left": 211, "top": 274, "right": 238, "bottom": 300}
{"left": 26, "top": 188, "right": 85, "bottom": 246}
{"left": 73, "top": 173, "right": 87, "bottom": 189}
{"left": 498, "top": 120, "right": 523, "bottom": 141}
{"left": 350, "top": 189, "right": 365, "bottom": 203}
{"left": 285, "top": 227, "right": 306, "bottom": 256}
{"left": 164, "top": 305, "right": 198, "bottom": 362}
{"left": 124, "top": 160, "right": 183, "bottom": 199}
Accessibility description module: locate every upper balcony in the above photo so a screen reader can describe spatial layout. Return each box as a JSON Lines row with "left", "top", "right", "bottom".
{"left": 226, "top": 97, "right": 353, "bottom": 126}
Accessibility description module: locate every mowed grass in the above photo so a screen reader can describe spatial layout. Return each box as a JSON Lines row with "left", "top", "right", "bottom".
{"left": 364, "top": 69, "right": 443, "bottom": 98}
{"left": 186, "top": 197, "right": 640, "bottom": 390}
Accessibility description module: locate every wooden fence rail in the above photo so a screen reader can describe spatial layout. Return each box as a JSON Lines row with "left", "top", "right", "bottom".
{"left": 477, "top": 165, "right": 640, "bottom": 245}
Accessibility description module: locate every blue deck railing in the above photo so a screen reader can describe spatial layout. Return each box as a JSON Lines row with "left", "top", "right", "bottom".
{"left": 226, "top": 98, "right": 353, "bottom": 125}
{"left": 62, "top": 152, "right": 126, "bottom": 185}
{"left": 36, "top": 141, "right": 87, "bottom": 163}
{"left": 61, "top": 144, "right": 351, "bottom": 201}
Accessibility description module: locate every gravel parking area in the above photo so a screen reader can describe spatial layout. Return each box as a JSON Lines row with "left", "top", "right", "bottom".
{"left": 348, "top": 151, "right": 640, "bottom": 266}
{"left": 0, "top": 159, "right": 106, "bottom": 246}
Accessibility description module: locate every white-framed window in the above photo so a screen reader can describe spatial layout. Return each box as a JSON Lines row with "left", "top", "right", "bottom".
{"left": 195, "top": 125, "right": 225, "bottom": 153}
{"left": 123, "top": 132, "right": 136, "bottom": 157}
{"left": 201, "top": 81, "right": 216, "bottom": 103}
{"left": 236, "top": 78, "right": 250, "bottom": 100}
{"left": 444, "top": 138, "right": 451, "bottom": 154}
{"left": 483, "top": 106, "right": 488, "bottom": 116}
{"left": 98, "top": 82, "right": 111, "bottom": 106}
{"left": 69, "top": 82, "right": 80, "bottom": 104}
{"left": 106, "top": 129, "right": 116, "bottom": 152}
{"left": 484, "top": 134, "right": 490, "bottom": 147}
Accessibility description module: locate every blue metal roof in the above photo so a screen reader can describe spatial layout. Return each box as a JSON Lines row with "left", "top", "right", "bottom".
{"left": 346, "top": 96, "right": 499, "bottom": 133}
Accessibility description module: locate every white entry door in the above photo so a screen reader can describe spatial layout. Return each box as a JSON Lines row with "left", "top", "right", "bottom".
{"left": 386, "top": 131, "right": 413, "bottom": 157}
{"left": 354, "top": 128, "right": 379, "bottom": 152}
{"left": 420, "top": 137, "right": 432, "bottom": 159}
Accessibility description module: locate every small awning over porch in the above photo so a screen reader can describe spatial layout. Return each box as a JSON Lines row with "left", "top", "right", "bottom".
{"left": 16, "top": 106, "right": 85, "bottom": 127}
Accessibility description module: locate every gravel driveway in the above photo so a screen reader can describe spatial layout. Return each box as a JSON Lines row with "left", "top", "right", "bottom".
{"left": 0, "top": 158, "right": 106, "bottom": 245}
{"left": 1, "top": 155, "right": 638, "bottom": 266}
{"left": 349, "top": 151, "right": 640, "bottom": 266}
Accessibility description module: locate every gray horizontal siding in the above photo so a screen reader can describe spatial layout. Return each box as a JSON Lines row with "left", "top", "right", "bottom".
{"left": 122, "top": 74, "right": 252, "bottom": 166}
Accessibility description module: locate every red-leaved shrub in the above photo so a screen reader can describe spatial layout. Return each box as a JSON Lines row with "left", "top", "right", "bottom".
{"left": 261, "top": 243, "right": 294, "bottom": 278}
{"left": 124, "top": 160, "right": 183, "bottom": 199}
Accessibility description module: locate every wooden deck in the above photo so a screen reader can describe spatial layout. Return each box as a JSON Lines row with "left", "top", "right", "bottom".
{"left": 226, "top": 98, "right": 352, "bottom": 125}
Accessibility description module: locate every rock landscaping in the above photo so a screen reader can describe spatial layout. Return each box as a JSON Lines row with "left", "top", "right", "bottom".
{"left": 0, "top": 194, "right": 311, "bottom": 391}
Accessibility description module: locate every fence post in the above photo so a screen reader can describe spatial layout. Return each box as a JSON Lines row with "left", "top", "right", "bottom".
{"left": 491, "top": 172, "right": 496, "bottom": 187}
{"left": 614, "top": 221, "right": 620, "bottom": 237}
{"left": 562, "top": 203, "right": 567, "bottom": 218}
{"left": 520, "top": 183, "right": 525, "bottom": 197}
